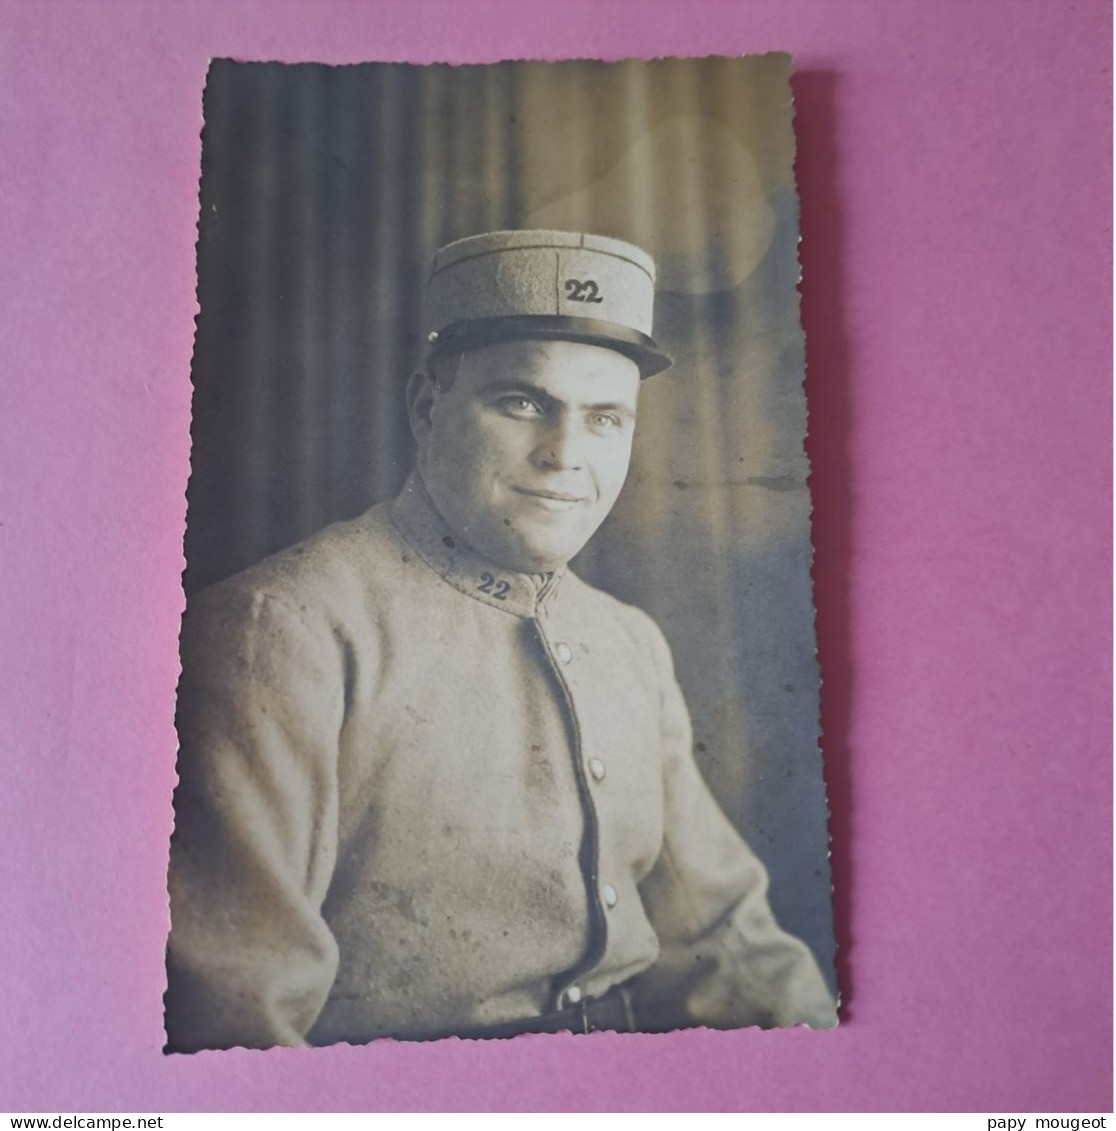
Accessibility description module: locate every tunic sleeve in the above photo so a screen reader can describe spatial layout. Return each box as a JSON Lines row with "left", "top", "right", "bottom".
{"left": 165, "top": 582, "right": 345, "bottom": 1051}
{"left": 630, "top": 618, "right": 838, "bottom": 1031}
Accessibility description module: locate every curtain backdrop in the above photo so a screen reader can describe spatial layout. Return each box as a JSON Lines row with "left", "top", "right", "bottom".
{"left": 185, "top": 56, "right": 834, "bottom": 989}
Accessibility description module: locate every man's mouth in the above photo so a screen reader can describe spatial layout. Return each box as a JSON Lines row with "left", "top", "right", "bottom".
{"left": 511, "top": 487, "right": 588, "bottom": 510}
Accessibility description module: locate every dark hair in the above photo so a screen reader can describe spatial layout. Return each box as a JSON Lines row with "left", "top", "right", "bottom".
{"left": 426, "top": 351, "right": 463, "bottom": 391}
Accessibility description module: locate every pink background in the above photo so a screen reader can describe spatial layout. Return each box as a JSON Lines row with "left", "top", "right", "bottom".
{"left": 1, "top": 0, "right": 1110, "bottom": 1114}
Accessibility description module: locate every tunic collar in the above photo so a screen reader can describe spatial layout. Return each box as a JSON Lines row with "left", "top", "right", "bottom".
{"left": 389, "top": 471, "right": 565, "bottom": 619}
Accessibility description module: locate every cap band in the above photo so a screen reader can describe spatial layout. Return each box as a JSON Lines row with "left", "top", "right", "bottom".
{"left": 428, "top": 315, "right": 673, "bottom": 379}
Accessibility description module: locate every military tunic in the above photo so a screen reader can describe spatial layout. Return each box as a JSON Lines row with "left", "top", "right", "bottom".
{"left": 165, "top": 474, "right": 837, "bottom": 1051}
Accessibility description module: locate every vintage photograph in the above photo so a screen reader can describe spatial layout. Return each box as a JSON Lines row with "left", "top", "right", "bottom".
{"left": 165, "top": 54, "right": 838, "bottom": 1051}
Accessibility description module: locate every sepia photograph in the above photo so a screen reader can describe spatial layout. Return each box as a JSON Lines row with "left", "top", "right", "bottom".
{"left": 165, "top": 53, "right": 839, "bottom": 1051}
{"left": 5, "top": 0, "right": 1111, "bottom": 1114}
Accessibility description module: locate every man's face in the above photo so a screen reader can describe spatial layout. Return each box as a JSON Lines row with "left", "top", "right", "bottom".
{"left": 412, "top": 338, "right": 641, "bottom": 573}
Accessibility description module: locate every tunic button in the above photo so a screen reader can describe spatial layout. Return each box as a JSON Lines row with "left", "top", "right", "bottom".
{"left": 555, "top": 642, "right": 573, "bottom": 664}
{"left": 564, "top": 985, "right": 582, "bottom": 1005}
{"left": 602, "top": 884, "right": 618, "bottom": 908}
{"left": 588, "top": 757, "right": 606, "bottom": 781}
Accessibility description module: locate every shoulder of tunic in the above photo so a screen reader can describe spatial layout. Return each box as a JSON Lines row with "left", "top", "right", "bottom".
{"left": 183, "top": 502, "right": 406, "bottom": 640}
{"left": 558, "top": 569, "right": 676, "bottom": 675}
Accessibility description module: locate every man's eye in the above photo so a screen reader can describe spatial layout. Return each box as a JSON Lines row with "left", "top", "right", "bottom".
{"left": 498, "top": 396, "right": 542, "bottom": 416}
{"left": 589, "top": 412, "right": 622, "bottom": 431}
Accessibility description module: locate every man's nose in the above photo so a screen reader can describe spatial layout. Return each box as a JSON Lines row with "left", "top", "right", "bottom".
{"left": 530, "top": 416, "right": 584, "bottom": 471}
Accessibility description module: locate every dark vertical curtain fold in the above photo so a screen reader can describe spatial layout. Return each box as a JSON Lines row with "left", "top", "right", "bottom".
{"left": 185, "top": 56, "right": 834, "bottom": 990}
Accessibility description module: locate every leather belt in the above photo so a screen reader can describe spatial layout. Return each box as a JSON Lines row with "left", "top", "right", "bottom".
{"left": 453, "top": 984, "right": 635, "bottom": 1039}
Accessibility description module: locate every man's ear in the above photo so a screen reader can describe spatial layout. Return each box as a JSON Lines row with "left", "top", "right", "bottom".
{"left": 406, "top": 369, "right": 438, "bottom": 442}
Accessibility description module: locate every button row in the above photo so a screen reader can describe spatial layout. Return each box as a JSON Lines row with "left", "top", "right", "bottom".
{"left": 558, "top": 883, "right": 619, "bottom": 1007}
{"left": 552, "top": 631, "right": 614, "bottom": 1009}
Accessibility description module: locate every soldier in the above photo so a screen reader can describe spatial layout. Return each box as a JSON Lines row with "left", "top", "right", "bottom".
{"left": 165, "top": 230, "right": 837, "bottom": 1051}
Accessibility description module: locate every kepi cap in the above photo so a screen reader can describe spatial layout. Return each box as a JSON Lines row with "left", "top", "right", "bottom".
{"left": 425, "top": 230, "right": 671, "bottom": 378}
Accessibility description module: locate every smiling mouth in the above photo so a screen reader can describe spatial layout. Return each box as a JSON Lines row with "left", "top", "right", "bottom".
{"left": 511, "top": 487, "right": 588, "bottom": 509}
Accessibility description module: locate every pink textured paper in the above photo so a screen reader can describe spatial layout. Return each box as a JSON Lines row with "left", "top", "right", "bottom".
{"left": 0, "top": 0, "right": 1110, "bottom": 1113}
